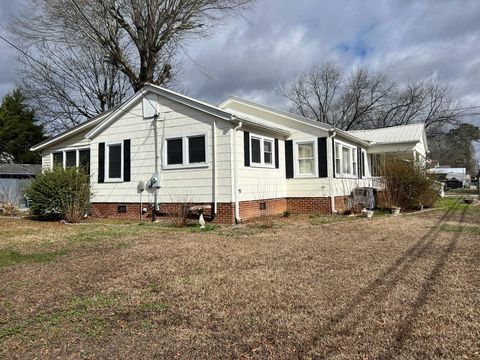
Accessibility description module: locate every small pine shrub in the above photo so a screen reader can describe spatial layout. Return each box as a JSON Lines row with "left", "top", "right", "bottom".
{"left": 25, "top": 167, "right": 91, "bottom": 223}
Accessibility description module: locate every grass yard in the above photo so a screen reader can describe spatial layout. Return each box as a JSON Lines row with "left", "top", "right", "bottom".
{"left": 1, "top": 200, "right": 480, "bottom": 359}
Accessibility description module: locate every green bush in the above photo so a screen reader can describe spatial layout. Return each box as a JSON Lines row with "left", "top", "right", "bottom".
{"left": 378, "top": 158, "right": 438, "bottom": 210}
{"left": 25, "top": 167, "right": 91, "bottom": 223}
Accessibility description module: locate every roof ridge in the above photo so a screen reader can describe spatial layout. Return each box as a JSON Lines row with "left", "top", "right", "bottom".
{"left": 348, "top": 123, "right": 424, "bottom": 132}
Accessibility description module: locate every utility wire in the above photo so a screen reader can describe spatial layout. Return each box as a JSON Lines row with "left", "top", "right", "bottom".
{"left": 0, "top": 33, "right": 159, "bottom": 117}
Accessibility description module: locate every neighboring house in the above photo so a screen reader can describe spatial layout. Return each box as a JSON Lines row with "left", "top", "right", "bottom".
{"left": 0, "top": 163, "right": 42, "bottom": 209}
{"left": 428, "top": 167, "right": 470, "bottom": 187}
{"left": 31, "top": 84, "right": 429, "bottom": 223}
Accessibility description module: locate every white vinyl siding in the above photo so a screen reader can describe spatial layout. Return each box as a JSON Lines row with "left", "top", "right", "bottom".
{"left": 88, "top": 97, "right": 233, "bottom": 204}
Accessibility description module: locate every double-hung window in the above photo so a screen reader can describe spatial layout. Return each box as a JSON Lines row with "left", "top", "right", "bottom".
{"left": 295, "top": 141, "right": 316, "bottom": 177}
{"left": 342, "top": 146, "right": 351, "bottom": 175}
{"left": 334, "top": 140, "right": 361, "bottom": 178}
{"left": 165, "top": 134, "right": 207, "bottom": 167}
{"left": 106, "top": 142, "right": 123, "bottom": 181}
{"left": 250, "top": 135, "right": 274, "bottom": 167}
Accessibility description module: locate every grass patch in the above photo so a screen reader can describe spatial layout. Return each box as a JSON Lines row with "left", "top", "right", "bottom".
{"left": 139, "top": 302, "right": 170, "bottom": 312}
{"left": 0, "top": 324, "right": 24, "bottom": 340}
{"left": 439, "top": 224, "right": 480, "bottom": 234}
{"left": 447, "top": 189, "right": 478, "bottom": 195}
{"left": 0, "top": 248, "right": 69, "bottom": 269}
{"left": 70, "top": 293, "right": 121, "bottom": 310}
{"left": 435, "top": 197, "right": 472, "bottom": 212}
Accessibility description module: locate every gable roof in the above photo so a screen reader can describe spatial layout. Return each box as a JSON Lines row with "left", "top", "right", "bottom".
{"left": 32, "top": 85, "right": 291, "bottom": 152}
{"left": 86, "top": 84, "right": 290, "bottom": 139}
{"left": 0, "top": 163, "right": 42, "bottom": 176}
{"left": 219, "top": 96, "right": 370, "bottom": 147}
{"left": 348, "top": 123, "right": 426, "bottom": 145}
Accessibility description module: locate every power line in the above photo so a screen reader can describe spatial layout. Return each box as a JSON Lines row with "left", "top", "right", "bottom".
{"left": 0, "top": 33, "right": 159, "bottom": 118}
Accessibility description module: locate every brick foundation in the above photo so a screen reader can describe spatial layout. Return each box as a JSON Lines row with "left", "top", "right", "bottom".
{"left": 91, "top": 202, "right": 237, "bottom": 224}
{"left": 334, "top": 196, "right": 351, "bottom": 214}
{"left": 239, "top": 198, "right": 287, "bottom": 220}
{"left": 90, "top": 196, "right": 350, "bottom": 224}
{"left": 286, "top": 197, "right": 332, "bottom": 214}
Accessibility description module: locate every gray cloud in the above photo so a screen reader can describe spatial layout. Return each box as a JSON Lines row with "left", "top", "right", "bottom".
{"left": 1, "top": 0, "right": 479, "bottom": 160}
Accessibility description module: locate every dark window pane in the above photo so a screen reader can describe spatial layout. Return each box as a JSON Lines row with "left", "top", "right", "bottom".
{"left": 108, "top": 144, "right": 122, "bottom": 178}
{"left": 188, "top": 136, "right": 206, "bottom": 163}
{"left": 167, "top": 138, "right": 183, "bottom": 165}
{"left": 53, "top": 152, "right": 63, "bottom": 167}
{"left": 65, "top": 151, "right": 76, "bottom": 168}
{"left": 79, "top": 149, "right": 91, "bottom": 175}
{"left": 251, "top": 138, "right": 261, "bottom": 163}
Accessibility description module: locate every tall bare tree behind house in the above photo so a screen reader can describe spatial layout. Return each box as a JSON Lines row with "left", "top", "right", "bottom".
{"left": 12, "top": 0, "right": 254, "bottom": 132}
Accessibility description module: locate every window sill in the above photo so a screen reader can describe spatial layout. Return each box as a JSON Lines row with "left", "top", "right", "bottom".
{"left": 293, "top": 174, "right": 319, "bottom": 179}
{"left": 249, "top": 164, "right": 276, "bottom": 169}
{"left": 334, "top": 175, "right": 360, "bottom": 180}
{"left": 104, "top": 179, "right": 124, "bottom": 183}
{"left": 163, "top": 163, "right": 209, "bottom": 170}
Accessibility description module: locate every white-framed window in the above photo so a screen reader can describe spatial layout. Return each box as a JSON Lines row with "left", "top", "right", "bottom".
{"left": 105, "top": 142, "right": 123, "bottom": 181}
{"left": 294, "top": 140, "right": 317, "bottom": 177}
{"left": 334, "top": 140, "right": 361, "bottom": 178}
{"left": 51, "top": 148, "right": 91, "bottom": 174}
{"left": 164, "top": 133, "right": 208, "bottom": 168}
{"left": 250, "top": 134, "right": 275, "bottom": 168}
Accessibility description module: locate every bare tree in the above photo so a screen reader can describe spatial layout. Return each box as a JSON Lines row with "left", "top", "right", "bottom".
{"left": 280, "top": 62, "right": 342, "bottom": 125}
{"left": 12, "top": 0, "right": 254, "bottom": 131}
{"left": 281, "top": 61, "right": 477, "bottom": 137}
{"left": 18, "top": 42, "right": 132, "bottom": 133}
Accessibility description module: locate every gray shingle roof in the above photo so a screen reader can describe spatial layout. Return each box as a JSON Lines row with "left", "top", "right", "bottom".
{"left": 0, "top": 164, "right": 42, "bottom": 176}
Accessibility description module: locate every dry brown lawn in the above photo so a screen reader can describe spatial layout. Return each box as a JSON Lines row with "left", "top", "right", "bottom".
{"left": 1, "top": 200, "right": 479, "bottom": 359}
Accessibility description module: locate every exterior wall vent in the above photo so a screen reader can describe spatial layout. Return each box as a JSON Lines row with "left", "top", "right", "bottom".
{"left": 117, "top": 205, "right": 128, "bottom": 214}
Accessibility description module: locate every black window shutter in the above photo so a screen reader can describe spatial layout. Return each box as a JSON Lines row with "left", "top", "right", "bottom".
{"left": 362, "top": 152, "right": 366, "bottom": 177}
{"left": 332, "top": 138, "right": 336, "bottom": 178}
{"left": 285, "top": 140, "right": 294, "bottom": 179}
{"left": 274, "top": 139, "right": 279, "bottom": 169}
{"left": 318, "top": 137, "right": 328, "bottom": 178}
{"left": 357, "top": 147, "right": 362, "bottom": 179}
{"left": 244, "top": 131, "right": 250, "bottom": 167}
{"left": 98, "top": 143, "right": 105, "bottom": 183}
{"left": 124, "top": 139, "right": 131, "bottom": 182}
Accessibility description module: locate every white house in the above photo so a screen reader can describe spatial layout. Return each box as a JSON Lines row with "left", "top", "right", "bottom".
{"left": 31, "top": 84, "right": 429, "bottom": 223}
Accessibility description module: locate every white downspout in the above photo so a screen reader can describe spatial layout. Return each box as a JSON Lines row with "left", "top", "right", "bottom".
{"left": 329, "top": 130, "right": 337, "bottom": 214}
{"left": 212, "top": 120, "right": 218, "bottom": 218}
{"left": 233, "top": 121, "right": 243, "bottom": 223}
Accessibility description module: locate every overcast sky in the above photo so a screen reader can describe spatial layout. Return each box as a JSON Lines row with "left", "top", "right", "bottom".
{"left": 0, "top": 0, "right": 479, "bottom": 160}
